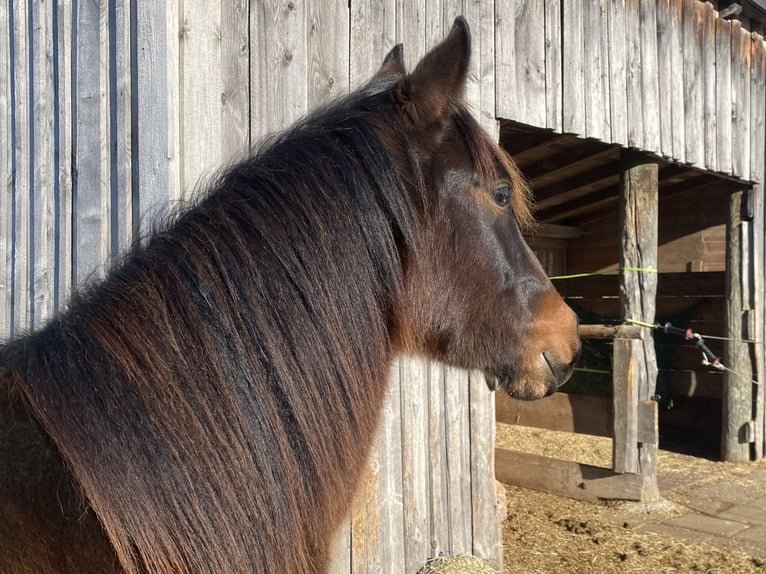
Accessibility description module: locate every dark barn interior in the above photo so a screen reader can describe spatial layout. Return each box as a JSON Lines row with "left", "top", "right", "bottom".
{"left": 501, "top": 120, "right": 740, "bottom": 459}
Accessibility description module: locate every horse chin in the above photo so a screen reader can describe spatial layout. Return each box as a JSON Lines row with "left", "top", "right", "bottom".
{"left": 484, "top": 370, "right": 558, "bottom": 401}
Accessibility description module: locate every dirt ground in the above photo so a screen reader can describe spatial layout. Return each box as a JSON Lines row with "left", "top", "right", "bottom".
{"left": 497, "top": 424, "right": 766, "bottom": 573}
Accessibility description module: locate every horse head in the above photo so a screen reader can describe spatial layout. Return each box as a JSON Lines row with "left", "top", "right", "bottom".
{"left": 377, "top": 18, "right": 581, "bottom": 400}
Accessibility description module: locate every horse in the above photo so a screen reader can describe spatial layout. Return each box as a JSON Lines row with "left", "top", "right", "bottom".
{"left": 0, "top": 18, "right": 580, "bottom": 574}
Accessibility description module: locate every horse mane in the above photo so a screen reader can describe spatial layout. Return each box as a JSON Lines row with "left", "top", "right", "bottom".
{"left": 2, "top": 71, "right": 527, "bottom": 573}
{"left": 3, "top": 78, "right": 422, "bottom": 574}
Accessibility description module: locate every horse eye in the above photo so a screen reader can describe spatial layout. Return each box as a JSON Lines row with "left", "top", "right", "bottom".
{"left": 492, "top": 184, "right": 511, "bottom": 208}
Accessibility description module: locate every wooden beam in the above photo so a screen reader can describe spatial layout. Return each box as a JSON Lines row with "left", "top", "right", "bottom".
{"left": 540, "top": 191, "right": 618, "bottom": 224}
{"left": 533, "top": 164, "right": 619, "bottom": 211}
{"left": 524, "top": 223, "right": 582, "bottom": 240}
{"left": 494, "top": 449, "right": 644, "bottom": 502}
{"left": 618, "top": 149, "right": 660, "bottom": 500}
{"left": 523, "top": 145, "right": 617, "bottom": 187}
{"left": 495, "top": 392, "right": 612, "bottom": 437}
{"left": 612, "top": 338, "right": 639, "bottom": 473}
{"left": 578, "top": 324, "right": 643, "bottom": 340}
{"left": 722, "top": 189, "right": 753, "bottom": 462}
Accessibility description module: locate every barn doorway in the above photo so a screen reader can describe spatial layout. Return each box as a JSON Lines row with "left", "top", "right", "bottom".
{"left": 500, "top": 119, "right": 749, "bottom": 462}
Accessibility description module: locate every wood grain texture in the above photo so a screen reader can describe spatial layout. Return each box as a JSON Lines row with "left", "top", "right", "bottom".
{"left": 544, "top": 0, "right": 562, "bottom": 132}
{"left": 731, "top": 21, "right": 751, "bottom": 182}
{"left": 496, "top": 392, "right": 613, "bottom": 437}
{"left": 562, "top": 0, "right": 585, "bottom": 135}
{"left": 400, "top": 355, "right": 430, "bottom": 572}
{"left": 607, "top": 0, "right": 628, "bottom": 145}
{"left": 716, "top": 17, "right": 733, "bottom": 175}
{"left": 495, "top": 448, "right": 644, "bottom": 502}
{"left": 0, "top": 0, "right": 10, "bottom": 339}
{"left": 612, "top": 338, "right": 640, "bottom": 473}
{"left": 723, "top": 190, "right": 754, "bottom": 462}
{"left": 618, "top": 150, "right": 660, "bottom": 498}
{"left": 469, "top": 371, "right": 502, "bottom": 567}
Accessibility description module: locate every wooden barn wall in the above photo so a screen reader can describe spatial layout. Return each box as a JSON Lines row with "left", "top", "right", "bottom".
{"left": 0, "top": 0, "right": 503, "bottom": 571}
{"left": 496, "top": 0, "right": 766, "bottom": 184}
{"left": 497, "top": 0, "right": 766, "bottom": 459}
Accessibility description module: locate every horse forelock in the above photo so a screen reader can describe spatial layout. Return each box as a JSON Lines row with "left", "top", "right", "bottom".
{"left": 452, "top": 107, "right": 534, "bottom": 229}
{"left": 4, "top": 83, "right": 422, "bottom": 574}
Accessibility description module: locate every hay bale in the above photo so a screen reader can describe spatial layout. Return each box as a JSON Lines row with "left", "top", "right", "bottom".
{"left": 417, "top": 554, "right": 499, "bottom": 573}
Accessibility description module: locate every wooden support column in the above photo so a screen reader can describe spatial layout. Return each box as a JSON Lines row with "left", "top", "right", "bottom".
{"left": 722, "top": 189, "right": 754, "bottom": 462}
{"left": 617, "top": 150, "right": 659, "bottom": 501}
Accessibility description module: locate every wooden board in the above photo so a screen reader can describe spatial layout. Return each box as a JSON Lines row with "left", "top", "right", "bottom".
{"left": 562, "top": 0, "right": 585, "bottom": 135}
{"left": 682, "top": 0, "right": 703, "bottom": 166}
{"left": 496, "top": 0, "right": 546, "bottom": 128}
{"left": 0, "top": 0, "right": 10, "bottom": 339}
{"left": 716, "top": 18, "right": 733, "bottom": 175}
{"left": 731, "top": 21, "right": 752, "bottom": 182}
{"left": 495, "top": 448, "right": 644, "bottom": 502}
{"left": 722, "top": 190, "right": 754, "bottom": 462}
{"left": 496, "top": 392, "right": 613, "bottom": 437}
{"left": 607, "top": 0, "right": 628, "bottom": 145}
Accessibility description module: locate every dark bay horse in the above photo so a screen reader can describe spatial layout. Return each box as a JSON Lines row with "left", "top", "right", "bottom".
{"left": 0, "top": 18, "right": 579, "bottom": 574}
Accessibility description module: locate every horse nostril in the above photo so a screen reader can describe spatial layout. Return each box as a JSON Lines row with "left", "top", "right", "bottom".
{"left": 542, "top": 350, "right": 575, "bottom": 388}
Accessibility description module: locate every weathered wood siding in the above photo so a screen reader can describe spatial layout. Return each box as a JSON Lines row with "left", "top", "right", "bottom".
{"left": 497, "top": 0, "right": 765, "bottom": 183}
{"left": 499, "top": 0, "right": 766, "bottom": 461}
{"left": 1, "top": 0, "right": 503, "bottom": 571}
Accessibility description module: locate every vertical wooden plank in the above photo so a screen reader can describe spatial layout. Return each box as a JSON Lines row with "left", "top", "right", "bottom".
{"left": 607, "top": 0, "right": 628, "bottom": 145}
{"left": 73, "top": 0, "right": 110, "bottom": 285}
{"left": 619, "top": 149, "right": 660, "bottom": 501}
{"left": 496, "top": 0, "right": 545, "bottom": 128}
{"left": 460, "top": 0, "right": 497, "bottom": 138}
{"left": 716, "top": 17, "right": 732, "bottom": 175}
{"left": 751, "top": 32, "right": 766, "bottom": 459}
{"left": 308, "top": 1, "right": 350, "bottom": 108}
{"left": 657, "top": 0, "right": 684, "bottom": 161}
{"left": 751, "top": 186, "right": 764, "bottom": 460}
{"left": 612, "top": 338, "right": 639, "bottom": 473}
{"left": 702, "top": 2, "right": 717, "bottom": 173}
{"left": 250, "top": 0, "right": 309, "bottom": 139}
{"left": 544, "top": 0, "right": 562, "bottom": 132}
{"left": 625, "top": 0, "right": 644, "bottom": 148}
{"left": 469, "top": 371, "right": 502, "bottom": 568}
{"left": 326, "top": 519, "right": 351, "bottom": 574}
{"left": 638, "top": 0, "right": 660, "bottom": 154}
{"left": 583, "top": 0, "right": 609, "bottom": 141}
{"left": 110, "top": 0, "right": 132, "bottom": 253}
{"left": 495, "top": 0, "right": 517, "bottom": 122}
{"left": 396, "top": 0, "right": 425, "bottom": 70}
{"left": 351, "top": 362, "right": 405, "bottom": 573}
{"left": 751, "top": 33, "right": 766, "bottom": 185}
{"left": 731, "top": 21, "right": 751, "bottom": 181}
{"left": 0, "top": 0, "right": 11, "bottom": 339}
{"left": 443, "top": 364, "right": 471, "bottom": 554}
{"left": 221, "top": 0, "right": 250, "bottom": 158}
{"left": 349, "top": 0, "right": 395, "bottom": 88}
{"left": 562, "top": 0, "right": 585, "bottom": 135}
{"left": 31, "top": 0, "right": 56, "bottom": 328}
{"left": 11, "top": 0, "right": 30, "bottom": 334}
{"left": 135, "top": 0, "right": 181, "bottom": 226}
{"left": 427, "top": 361, "right": 450, "bottom": 558}
{"left": 54, "top": 0, "right": 73, "bottom": 309}
{"left": 400, "top": 355, "right": 430, "bottom": 571}
{"left": 723, "top": 190, "right": 753, "bottom": 462}
{"left": 683, "top": 0, "right": 704, "bottom": 166}
{"left": 180, "top": 0, "right": 223, "bottom": 189}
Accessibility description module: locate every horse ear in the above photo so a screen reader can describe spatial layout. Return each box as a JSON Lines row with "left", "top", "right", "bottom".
{"left": 375, "top": 44, "right": 406, "bottom": 78}
{"left": 390, "top": 17, "right": 471, "bottom": 127}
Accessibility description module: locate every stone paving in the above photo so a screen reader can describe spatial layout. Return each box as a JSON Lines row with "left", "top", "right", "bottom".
{"left": 607, "top": 460, "right": 766, "bottom": 559}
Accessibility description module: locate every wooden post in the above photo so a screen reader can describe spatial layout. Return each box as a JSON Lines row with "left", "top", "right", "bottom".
{"left": 722, "top": 190, "right": 753, "bottom": 462}
{"left": 618, "top": 150, "right": 659, "bottom": 501}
